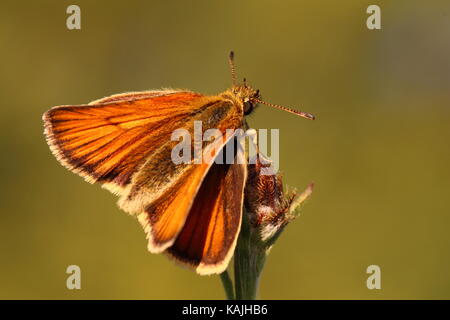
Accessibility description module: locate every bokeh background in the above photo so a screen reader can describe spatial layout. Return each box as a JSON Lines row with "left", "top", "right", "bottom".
{"left": 1, "top": 0, "right": 449, "bottom": 299}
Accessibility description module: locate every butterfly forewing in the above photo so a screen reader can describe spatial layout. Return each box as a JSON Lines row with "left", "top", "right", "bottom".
{"left": 44, "top": 90, "right": 207, "bottom": 195}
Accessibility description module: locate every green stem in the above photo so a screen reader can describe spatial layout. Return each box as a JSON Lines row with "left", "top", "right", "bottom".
{"left": 219, "top": 270, "right": 235, "bottom": 300}
{"left": 234, "top": 210, "right": 267, "bottom": 300}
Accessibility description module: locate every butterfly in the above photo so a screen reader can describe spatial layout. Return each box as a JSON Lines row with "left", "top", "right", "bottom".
{"left": 42, "top": 52, "right": 314, "bottom": 275}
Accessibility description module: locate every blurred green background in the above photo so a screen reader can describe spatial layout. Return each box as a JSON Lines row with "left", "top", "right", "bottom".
{"left": 1, "top": 0, "right": 449, "bottom": 299}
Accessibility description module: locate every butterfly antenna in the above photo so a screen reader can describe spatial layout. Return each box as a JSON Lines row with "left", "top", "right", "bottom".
{"left": 253, "top": 98, "right": 315, "bottom": 120}
{"left": 228, "top": 51, "right": 237, "bottom": 86}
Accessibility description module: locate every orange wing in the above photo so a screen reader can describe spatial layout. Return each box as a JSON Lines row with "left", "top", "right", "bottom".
{"left": 44, "top": 90, "right": 246, "bottom": 269}
{"left": 136, "top": 135, "right": 234, "bottom": 254}
{"left": 166, "top": 148, "right": 247, "bottom": 275}
{"left": 131, "top": 106, "right": 244, "bottom": 253}
{"left": 43, "top": 90, "right": 206, "bottom": 195}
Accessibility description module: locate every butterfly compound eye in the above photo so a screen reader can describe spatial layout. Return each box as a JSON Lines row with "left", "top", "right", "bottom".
{"left": 244, "top": 100, "right": 254, "bottom": 115}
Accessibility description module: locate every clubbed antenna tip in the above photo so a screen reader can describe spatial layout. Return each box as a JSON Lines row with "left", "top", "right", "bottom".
{"left": 228, "top": 51, "right": 237, "bottom": 86}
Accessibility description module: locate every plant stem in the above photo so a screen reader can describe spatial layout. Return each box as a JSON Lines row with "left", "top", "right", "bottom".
{"left": 219, "top": 270, "right": 235, "bottom": 300}
{"left": 233, "top": 210, "right": 267, "bottom": 300}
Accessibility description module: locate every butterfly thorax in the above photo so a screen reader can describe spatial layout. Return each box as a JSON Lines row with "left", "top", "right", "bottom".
{"left": 220, "top": 85, "right": 260, "bottom": 116}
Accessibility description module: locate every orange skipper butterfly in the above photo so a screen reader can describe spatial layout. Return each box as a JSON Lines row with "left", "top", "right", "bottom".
{"left": 43, "top": 52, "right": 314, "bottom": 275}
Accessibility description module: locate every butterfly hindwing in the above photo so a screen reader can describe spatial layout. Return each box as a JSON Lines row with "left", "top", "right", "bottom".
{"left": 130, "top": 102, "right": 244, "bottom": 254}
{"left": 166, "top": 145, "right": 247, "bottom": 275}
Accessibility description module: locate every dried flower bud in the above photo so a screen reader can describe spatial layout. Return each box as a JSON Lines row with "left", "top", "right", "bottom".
{"left": 245, "top": 154, "right": 313, "bottom": 244}
{"left": 234, "top": 151, "right": 314, "bottom": 300}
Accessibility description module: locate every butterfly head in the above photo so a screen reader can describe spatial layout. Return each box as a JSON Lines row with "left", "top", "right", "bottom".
{"left": 227, "top": 51, "right": 315, "bottom": 120}
{"left": 232, "top": 81, "right": 261, "bottom": 115}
